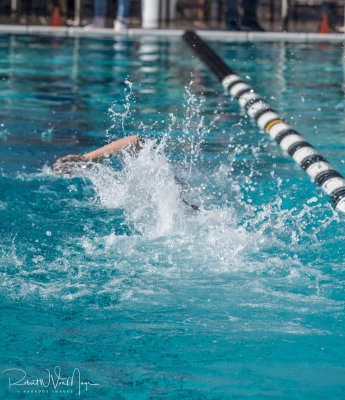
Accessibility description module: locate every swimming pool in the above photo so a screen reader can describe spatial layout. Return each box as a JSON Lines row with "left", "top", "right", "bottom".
{"left": 1, "top": 34, "right": 345, "bottom": 399}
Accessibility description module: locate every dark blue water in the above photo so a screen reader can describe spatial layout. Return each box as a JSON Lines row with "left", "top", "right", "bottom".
{"left": 1, "top": 35, "right": 345, "bottom": 399}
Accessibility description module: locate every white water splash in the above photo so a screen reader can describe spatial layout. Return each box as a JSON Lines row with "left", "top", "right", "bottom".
{"left": 84, "top": 138, "right": 185, "bottom": 238}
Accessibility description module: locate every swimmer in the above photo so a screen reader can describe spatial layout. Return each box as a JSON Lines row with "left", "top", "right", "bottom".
{"left": 53, "top": 134, "right": 142, "bottom": 175}
{"left": 53, "top": 134, "right": 199, "bottom": 210}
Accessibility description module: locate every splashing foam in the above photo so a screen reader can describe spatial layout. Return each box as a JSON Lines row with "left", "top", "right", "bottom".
{"left": 85, "top": 138, "right": 185, "bottom": 239}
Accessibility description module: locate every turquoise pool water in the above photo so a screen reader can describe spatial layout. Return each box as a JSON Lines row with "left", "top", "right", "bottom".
{"left": 1, "top": 34, "right": 345, "bottom": 399}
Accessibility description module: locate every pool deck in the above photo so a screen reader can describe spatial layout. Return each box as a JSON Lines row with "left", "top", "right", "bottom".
{"left": 1, "top": 24, "right": 345, "bottom": 42}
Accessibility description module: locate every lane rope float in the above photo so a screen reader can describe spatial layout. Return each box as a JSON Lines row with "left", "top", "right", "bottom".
{"left": 183, "top": 30, "right": 345, "bottom": 213}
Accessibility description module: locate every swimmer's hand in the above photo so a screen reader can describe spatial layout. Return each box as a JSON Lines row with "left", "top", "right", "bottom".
{"left": 53, "top": 154, "right": 93, "bottom": 175}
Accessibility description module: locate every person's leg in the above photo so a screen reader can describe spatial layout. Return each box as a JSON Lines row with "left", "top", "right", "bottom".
{"left": 94, "top": 0, "right": 107, "bottom": 18}
{"left": 241, "top": 0, "right": 264, "bottom": 30}
{"left": 224, "top": 0, "right": 241, "bottom": 30}
{"left": 242, "top": 0, "right": 257, "bottom": 24}
{"left": 85, "top": 0, "right": 106, "bottom": 27}
{"left": 114, "top": 0, "right": 130, "bottom": 31}
{"left": 117, "top": 0, "right": 130, "bottom": 19}
{"left": 25, "top": 0, "right": 32, "bottom": 17}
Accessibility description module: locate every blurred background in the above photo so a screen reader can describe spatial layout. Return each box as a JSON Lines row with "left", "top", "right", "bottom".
{"left": 0, "top": 0, "right": 344, "bottom": 32}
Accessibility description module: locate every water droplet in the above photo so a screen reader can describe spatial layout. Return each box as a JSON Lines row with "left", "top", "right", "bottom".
{"left": 307, "top": 197, "right": 317, "bottom": 204}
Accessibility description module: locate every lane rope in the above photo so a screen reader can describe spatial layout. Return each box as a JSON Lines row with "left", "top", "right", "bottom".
{"left": 183, "top": 30, "right": 345, "bottom": 213}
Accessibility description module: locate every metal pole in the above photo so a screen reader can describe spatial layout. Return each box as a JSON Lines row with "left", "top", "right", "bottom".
{"left": 281, "top": 0, "right": 289, "bottom": 31}
{"left": 74, "top": 0, "right": 81, "bottom": 26}
{"left": 11, "top": 0, "right": 17, "bottom": 19}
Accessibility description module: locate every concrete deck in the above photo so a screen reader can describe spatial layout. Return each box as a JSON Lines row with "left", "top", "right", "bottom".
{"left": 0, "top": 25, "right": 344, "bottom": 42}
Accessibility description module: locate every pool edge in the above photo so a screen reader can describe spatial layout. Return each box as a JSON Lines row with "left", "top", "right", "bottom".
{"left": 0, "top": 25, "right": 344, "bottom": 42}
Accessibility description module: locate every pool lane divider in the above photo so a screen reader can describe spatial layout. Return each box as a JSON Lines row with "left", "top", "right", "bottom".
{"left": 182, "top": 30, "right": 345, "bottom": 213}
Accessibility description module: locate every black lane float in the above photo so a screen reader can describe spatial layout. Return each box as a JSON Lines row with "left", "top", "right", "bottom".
{"left": 183, "top": 30, "right": 345, "bottom": 213}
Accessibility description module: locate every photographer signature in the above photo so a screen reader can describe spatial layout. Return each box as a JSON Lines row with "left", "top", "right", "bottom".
{"left": 2, "top": 366, "right": 100, "bottom": 396}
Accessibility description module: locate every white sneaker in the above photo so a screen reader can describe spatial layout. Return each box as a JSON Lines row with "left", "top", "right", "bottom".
{"left": 84, "top": 17, "right": 106, "bottom": 29}
{"left": 114, "top": 18, "right": 128, "bottom": 32}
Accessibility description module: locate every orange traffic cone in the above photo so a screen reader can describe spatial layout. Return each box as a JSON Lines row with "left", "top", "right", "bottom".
{"left": 50, "top": 5, "right": 63, "bottom": 27}
{"left": 318, "top": 12, "right": 331, "bottom": 33}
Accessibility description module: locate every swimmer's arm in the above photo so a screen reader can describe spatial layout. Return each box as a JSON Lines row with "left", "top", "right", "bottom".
{"left": 54, "top": 134, "right": 142, "bottom": 175}
{"left": 83, "top": 134, "right": 141, "bottom": 161}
